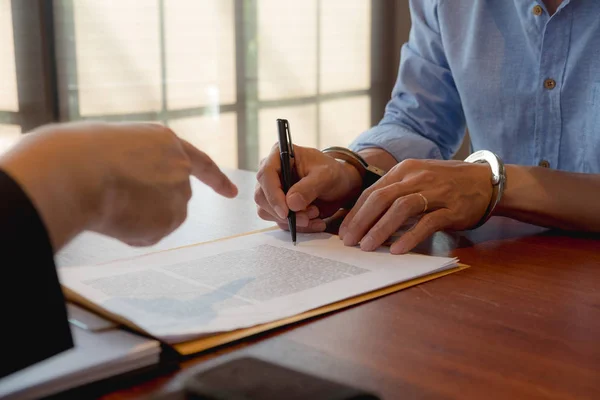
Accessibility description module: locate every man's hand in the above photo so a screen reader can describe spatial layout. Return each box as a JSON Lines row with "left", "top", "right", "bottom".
{"left": 0, "top": 121, "right": 238, "bottom": 250}
{"left": 255, "top": 144, "right": 363, "bottom": 232}
{"left": 339, "top": 158, "right": 493, "bottom": 254}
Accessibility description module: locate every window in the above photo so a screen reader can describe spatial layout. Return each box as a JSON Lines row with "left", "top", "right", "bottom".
{"left": 256, "top": 0, "right": 372, "bottom": 161}
{"left": 2, "top": 0, "right": 399, "bottom": 169}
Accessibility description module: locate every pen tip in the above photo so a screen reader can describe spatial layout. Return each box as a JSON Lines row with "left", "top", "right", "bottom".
{"left": 293, "top": 241, "right": 297, "bottom": 246}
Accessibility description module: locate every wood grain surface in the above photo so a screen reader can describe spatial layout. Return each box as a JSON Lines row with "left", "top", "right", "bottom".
{"left": 99, "top": 217, "right": 600, "bottom": 400}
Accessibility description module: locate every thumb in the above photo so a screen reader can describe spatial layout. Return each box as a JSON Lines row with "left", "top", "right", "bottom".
{"left": 286, "top": 166, "right": 333, "bottom": 211}
{"left": 180, "top": 139, "right": 238, "bottom": 198}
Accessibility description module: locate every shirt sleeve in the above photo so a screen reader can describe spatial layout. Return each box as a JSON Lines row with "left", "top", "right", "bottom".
{"left": 0, "top": 169, "right": 73, "bottom": 378}
{"left": 350, "top": 0, "right": 466, "bottom": 162}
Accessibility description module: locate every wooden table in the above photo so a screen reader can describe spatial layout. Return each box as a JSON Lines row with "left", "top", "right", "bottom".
{"left": 89, "top": 172, "right": 600, "bottom": 399}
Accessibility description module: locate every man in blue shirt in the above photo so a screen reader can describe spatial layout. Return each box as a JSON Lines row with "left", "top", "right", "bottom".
{"left": 255, "top": 0, "right": 600, "bottom": 253}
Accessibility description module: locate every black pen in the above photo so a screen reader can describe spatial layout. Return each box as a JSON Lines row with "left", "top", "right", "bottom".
{"left": 277, "top": 118, "right": 297, "bottom": 245}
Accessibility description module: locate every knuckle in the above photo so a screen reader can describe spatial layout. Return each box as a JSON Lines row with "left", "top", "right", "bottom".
{"left": 258, "top": 157, "right": 267, "bottom": 170}
{"left": 442, "top": 185, "right": 456, "bottom": 202}
{"left": 178, "top": 152, "right": 193, "bottom": 171}
{"left": 418, "top": 170, "right": 436, "bottom": 185}
{"left": 359, "top": 186, "right": 374, "bottom": 200}
{"left": 265, "top": 191, "right": 278, "bottom": 206}
{"left": 255, "top": 168, "right": 265, "bottom": 183}
{"left": 256, "top": 156, "right": 278, "bottom": 184}
{"left": 369, "top": 188, "right": 385, "bottom": 203}
{"left": 353, "top": 191, "right": 370, "bottom": 208}
{"left": 370, "top": 187, "right": 393, "bottom": 203}
{"left": 182, "top": 182, "right": 193, "bottom": 202}
{"left": 387, "top": 163, "right": 401, "bottom": 175}
{"left": 391, "top": 197, "right": 409, "bottom": 214}
{"left": 182, "top": 162, "right": 193, "bottom": 176}
{"left": 256, "top": 206, "right": 273, "bottom": 221}
{"left": 253, "top": 186, "right": 265, "bottom": 204}
{"left": 399, "top": 158, "right": 419, "bottom": 170}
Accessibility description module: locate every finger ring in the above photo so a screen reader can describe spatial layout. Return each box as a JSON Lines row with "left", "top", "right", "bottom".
{"left": 417, "top": 193, "right": 428, "bottom": 213}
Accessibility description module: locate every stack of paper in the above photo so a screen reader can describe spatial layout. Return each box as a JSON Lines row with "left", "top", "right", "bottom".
{"left": 59, "top": 230, "right": 461, "bottom": 351}
{"left": 0, "top": 305, "right": 160, "bottom": 400}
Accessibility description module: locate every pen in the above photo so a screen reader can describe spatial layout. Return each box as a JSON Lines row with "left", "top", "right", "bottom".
{"left": 277, "top": 118, "right": 297, "bottom": 245}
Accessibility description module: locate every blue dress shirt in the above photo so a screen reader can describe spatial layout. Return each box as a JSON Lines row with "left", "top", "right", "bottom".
{"left": 350, "top": 0, "right": 600, "bottom": 173}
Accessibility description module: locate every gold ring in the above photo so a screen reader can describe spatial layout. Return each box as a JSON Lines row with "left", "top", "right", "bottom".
{"left": 417, "top": 193, "right": 428, "bottom": 213}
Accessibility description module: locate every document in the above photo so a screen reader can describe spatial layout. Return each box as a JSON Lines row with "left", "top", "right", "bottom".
{"left": 59, "top": 230, "right": 458, "bottom": 344}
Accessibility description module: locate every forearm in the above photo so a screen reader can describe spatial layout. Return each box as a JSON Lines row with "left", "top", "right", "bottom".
{"left": 0, "top": 127, "right": 97, "bottom": 251}
{"left": 495, "top": 165, "right": 600, "bottom": 232}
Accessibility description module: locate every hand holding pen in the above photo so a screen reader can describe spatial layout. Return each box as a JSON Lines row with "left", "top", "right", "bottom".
{"left": 254, "top": 121, "right": 363, "bottom": 239}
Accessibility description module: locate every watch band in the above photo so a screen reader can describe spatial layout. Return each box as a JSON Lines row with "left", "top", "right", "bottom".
{"left": 464, "top": 150, "right": 506, "bottom": 229}
{"left": 321, "top": 146, "right": 385, "bottom": 190}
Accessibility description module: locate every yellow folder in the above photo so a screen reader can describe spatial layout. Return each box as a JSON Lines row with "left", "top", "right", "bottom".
{"left": 64, "top": 228, "right": 469, "bottom": 356}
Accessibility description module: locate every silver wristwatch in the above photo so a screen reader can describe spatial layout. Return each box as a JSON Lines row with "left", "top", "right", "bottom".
{"left": 464, "top": 150, "right": 506, "bottom": 228}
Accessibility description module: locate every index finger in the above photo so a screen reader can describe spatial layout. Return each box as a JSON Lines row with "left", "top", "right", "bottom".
{"left": 180, "top": 139, "right": 238, "bottom": 198}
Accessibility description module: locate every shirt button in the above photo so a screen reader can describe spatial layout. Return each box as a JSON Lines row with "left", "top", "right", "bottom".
{"left": 538, "top": 160, "right": 550, "bottom": 168}
{"left": 544, "top": 78, "right": 556, "bottom": 90}
{"left": 533, "top": 5, "right": 544, "bottom": 16}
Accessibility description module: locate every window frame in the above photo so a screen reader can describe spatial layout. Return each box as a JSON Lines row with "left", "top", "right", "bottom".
{"left": 7, "top": 0, "right": 397, "bottom": 170}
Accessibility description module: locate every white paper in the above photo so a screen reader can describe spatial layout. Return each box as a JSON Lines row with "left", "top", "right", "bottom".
{"left": 59, "top": 230, "right": 457, "bottom": 343}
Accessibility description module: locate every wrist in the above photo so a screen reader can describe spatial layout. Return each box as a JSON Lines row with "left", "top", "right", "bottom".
{"left": 339, "top": 160, "right": 363, "bottom": 203}
{"left": 494, "top": 164, "right": 532, "bottom": 217}
{"left": 464, "top": 150, "right": 506, "bottom": 228}
{"left": 323, "top": 145, "right": 385, "bottom": 186}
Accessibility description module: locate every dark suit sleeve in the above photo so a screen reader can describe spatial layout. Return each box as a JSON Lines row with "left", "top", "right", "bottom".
{"left": 0, "top": 169, "right": 73, "bottom": 378}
